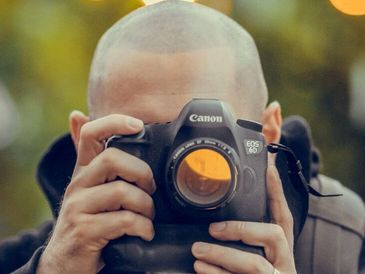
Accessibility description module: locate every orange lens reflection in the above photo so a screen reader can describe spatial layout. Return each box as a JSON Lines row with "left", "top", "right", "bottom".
{"left": 184, "top": 149, "right": 231, "bottom": 181}
{"left": 176, "top": 149, "right": 232, "bottom": 205}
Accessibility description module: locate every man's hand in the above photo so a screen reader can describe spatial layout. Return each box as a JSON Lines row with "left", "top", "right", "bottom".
{"left": 192, "top": 164, "right": 296, "bottom": 274}
{"left": 37, "top": 114, "right": 156, "bottom": 274}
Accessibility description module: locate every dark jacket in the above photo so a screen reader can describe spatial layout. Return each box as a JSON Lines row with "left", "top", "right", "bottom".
{"left": 1, "top": 117, "right": 364, "bottom": 274}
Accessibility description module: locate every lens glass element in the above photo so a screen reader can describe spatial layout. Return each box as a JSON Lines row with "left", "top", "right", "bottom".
{"left": 176, "top": 148, "right": 232, "bottom": 206}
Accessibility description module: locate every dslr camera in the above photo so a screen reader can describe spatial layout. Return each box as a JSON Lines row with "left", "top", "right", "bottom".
{"left": 103, "top": 98, "right": 271, "bottom": 273}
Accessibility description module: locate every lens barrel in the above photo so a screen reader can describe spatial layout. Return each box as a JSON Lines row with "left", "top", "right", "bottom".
{"left": 167, "top": 138, "right": 239, "bottom": 210}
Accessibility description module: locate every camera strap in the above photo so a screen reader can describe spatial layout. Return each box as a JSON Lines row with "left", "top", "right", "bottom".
{"left": 267, "top": 143, "right": 342, "bottom": 197}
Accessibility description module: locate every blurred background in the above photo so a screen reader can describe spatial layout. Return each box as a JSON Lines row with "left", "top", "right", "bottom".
{"left": 0, "top": 0, "right": 364, "bottom": 237}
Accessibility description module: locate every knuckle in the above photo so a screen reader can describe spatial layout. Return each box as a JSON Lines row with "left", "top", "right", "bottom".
{"left": 79, "top": 215, "right": 93, "bottom": 228}
{"left": 114, "top": 183, "right": 127, "bottom": 198}
{"left": 71, "top": 220, "right": 88, "bottom": 242}
{"left": 250, "top": 256, "right": 268, "bottom": 273}
{"left": 270, "top": 224, "right": 285, "bottom": 241}
{"left": 67, "top": 173, "right": 84, "bottom": 192}
{"left": 235, "top": 221, "right": 246, "bottom": 234}
{"left": 120, "top": 211, "right": 137, "bottom": 227}
{"left": 62, "top": 212, "right": 84, "bottom": 237}
{"left": 64, "top": 184, "right": 75, "bottom": 197}
{"left": 101, "top": 148, "right": 118, "bottom": 167}
{"left": 79, "top": 123, "right": 93, "bottom": 140}
{"left": 275, "top": 209, "right": 293, "bottom": 228}
{"left": 62, "top": 196, "right": 79, "bottom": 216}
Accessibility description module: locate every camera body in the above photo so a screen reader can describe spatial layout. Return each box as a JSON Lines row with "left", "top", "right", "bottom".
{"left": 103, "top": 98, "right": 269, "bottom": 273}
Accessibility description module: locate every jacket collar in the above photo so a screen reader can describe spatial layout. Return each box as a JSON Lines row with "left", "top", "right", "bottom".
{"left": 37, "top": 133, "right": 76, "bottom": 217}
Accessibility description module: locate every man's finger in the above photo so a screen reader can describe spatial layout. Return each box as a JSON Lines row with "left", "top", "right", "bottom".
{"left": 76, "top": 114, "right": 144, "bottom": 166}
{"left": 64, "top": 181, "right": 155, "bottom": 219}
{"left": 85, "top": 210, "right": 155, "bottom": 242}
{"left": 266, "top": 164, "right": 294, "bottom": 250}
{"left": 70, "top": 147, "right": 156, "bottom": 195}
{"left": 192, "top": 242, "right": 272, "bottom": 274}
{"left": 209, "top": 221, "right": 291, "bottom": 265}
{"left": 194, "top": 260, "right": 233, "bottom": 274}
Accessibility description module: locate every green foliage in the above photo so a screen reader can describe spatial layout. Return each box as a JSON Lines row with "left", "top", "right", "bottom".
{"left": 233, "top": 0, "right": 365, "bottom": 196}
{"left": 0, "top": 0, "right": 364, "bottom": 237}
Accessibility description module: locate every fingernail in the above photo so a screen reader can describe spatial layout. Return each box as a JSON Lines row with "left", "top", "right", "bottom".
{"left": 70, "top": 110, "right": 83, "bottom": 116}
{"left": 145, "top": 228, "right": 155, "bottom": 242}
{"left": 210, "top": 222, "right": 226, "bottom": 232}
{"left": 270, "top": 100, "right": 280, "bottom": 108}
{"left": 194, "top": 261, "right": 204, "bottom": 271}
{"left": 128, "top": 118, "right": 144, "bottom": 130}
{"left": 192, "top": 242, "right": 209, "bottom": 255}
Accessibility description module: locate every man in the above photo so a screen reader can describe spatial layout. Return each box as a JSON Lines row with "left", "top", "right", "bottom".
{"left": 1, "top": 1, "right": 364, "bottom": 273}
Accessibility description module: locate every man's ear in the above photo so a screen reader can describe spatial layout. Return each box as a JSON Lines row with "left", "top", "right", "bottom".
{"left": 261, "top": 101, "right": 282, "bottom": 144}
{"left": 69, "top": 110, "right": 89, "bottom": 150}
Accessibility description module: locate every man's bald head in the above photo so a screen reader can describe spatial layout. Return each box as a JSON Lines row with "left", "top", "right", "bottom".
{"left": 88, "top": 0, "right": 268, "bottom": 122}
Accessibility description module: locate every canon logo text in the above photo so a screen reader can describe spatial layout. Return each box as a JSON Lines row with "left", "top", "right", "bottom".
{"left": 189, "top": 114, "right": 223, "bottom": 123}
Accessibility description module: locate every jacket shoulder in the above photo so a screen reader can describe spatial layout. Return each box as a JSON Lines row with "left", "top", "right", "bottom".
{"left": 295, "top": 175, "right": 365, "bottom": 274}
{"left": 310, "top": 174, "right": 365, "bottom": 238}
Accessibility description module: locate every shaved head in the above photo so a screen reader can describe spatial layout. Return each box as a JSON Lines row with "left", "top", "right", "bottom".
{"left": 88, "top": 0, "right": 268, "bottom": 122}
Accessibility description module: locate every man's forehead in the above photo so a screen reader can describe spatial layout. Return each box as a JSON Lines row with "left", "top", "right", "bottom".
{"left": 104, "top": 47, "right": 235, "bottom": 93}
{"left": 94, "top": 47, "right": 238, "bottom": 122}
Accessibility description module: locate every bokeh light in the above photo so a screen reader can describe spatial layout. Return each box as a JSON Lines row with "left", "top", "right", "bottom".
{"left": 329, "top": 0, "right": 365, "bottom": 15}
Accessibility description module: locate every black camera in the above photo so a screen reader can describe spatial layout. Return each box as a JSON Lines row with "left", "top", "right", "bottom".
{"left": 103, "top": 98, "right": 270, "bottom": 273}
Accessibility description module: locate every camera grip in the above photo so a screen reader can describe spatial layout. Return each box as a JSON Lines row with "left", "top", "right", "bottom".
{"left": 102, "top": 223, "right": 264, "bottom": 273}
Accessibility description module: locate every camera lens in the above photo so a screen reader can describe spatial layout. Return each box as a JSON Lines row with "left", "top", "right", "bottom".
{"left": 175, "top": 148, "right": 232, "bottom": 206}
